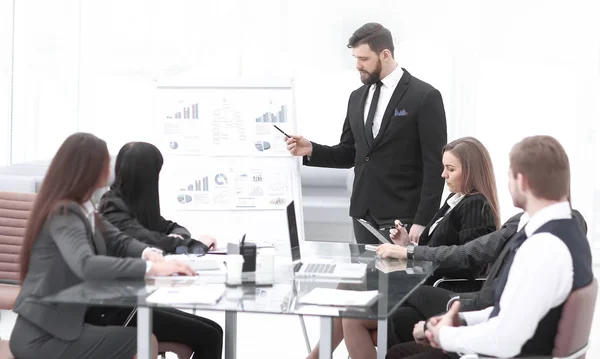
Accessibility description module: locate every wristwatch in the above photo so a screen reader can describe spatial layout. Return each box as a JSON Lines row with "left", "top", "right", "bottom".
{"left": 406, "top": 244, "right": 415, "bottom": 259}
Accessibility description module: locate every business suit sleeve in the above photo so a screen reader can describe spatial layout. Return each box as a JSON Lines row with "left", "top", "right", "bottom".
{"left": 100, "top": 217, "right": 150, "bottom": 258}
{"left": 49, "top": 212, "right": 147, "bottom": 280}
{"left": 413, "top": 215, "right": 519, "bottom": 269}
{"left": 158, "top": 216, "right": 191, "bottom": 238}
{"left": 456, "top": 196, "right": 497, "bottom": 246}
{"left": 413, "top": 89, "right": 447, "bottom": 225}
{"left": 101, "top": 197, "right": 194, "bottom": 253}
{"left": 303, "top": 95, "right": 356, "bottom": 169}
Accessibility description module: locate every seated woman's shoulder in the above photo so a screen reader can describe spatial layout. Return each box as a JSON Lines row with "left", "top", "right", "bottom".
{"left": 99, "top": 189, "right": 127, "bottom": 211}
{"left": 464, "top": 192, "right": 488, "bottom": 203}
{"left": 48, "top": 200, "right": 85, "bottom": 218}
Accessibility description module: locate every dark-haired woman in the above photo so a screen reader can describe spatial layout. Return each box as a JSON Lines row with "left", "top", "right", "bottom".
{"left": 100, "top": 141, "right": 216, "bottom": 254}
{"left": 90, "top": 141, "right": 223, "bottom": 359}
{"left": 9, "top": 133, "right": 197, "bottom": 359}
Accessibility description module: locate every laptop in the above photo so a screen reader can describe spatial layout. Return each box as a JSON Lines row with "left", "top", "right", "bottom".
{"left": 356, "top": 218, "right": 395, "bottom": 244}
{"left": 286, "top": 201, "right": 366, "bottom": 279}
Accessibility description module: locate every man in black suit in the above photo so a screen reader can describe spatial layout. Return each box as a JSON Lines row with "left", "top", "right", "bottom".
{"left": 286, "top": 23, "right": 447, "bottom": 244}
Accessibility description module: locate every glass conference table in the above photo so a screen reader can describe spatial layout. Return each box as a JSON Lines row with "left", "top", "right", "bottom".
{"left": 42, "top": 242, "right": 437, "bottom": 359}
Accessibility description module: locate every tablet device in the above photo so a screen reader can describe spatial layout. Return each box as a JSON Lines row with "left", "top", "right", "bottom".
{"left": 357, "top": 219, "right": 395, "bottom": 244}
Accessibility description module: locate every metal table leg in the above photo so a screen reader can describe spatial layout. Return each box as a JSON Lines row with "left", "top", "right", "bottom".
{"left": 137, "top": 307, "right": 153, "bottom": 359}
{"left": 377, "top": 318, "right": 388, "bottom": 359}
{"left": 377, "top": 271, "right": 389, "bottom": 359}
{"left": 299, "top": 315, "right": 312, "bottom": 354}
{"left": 319, "top": 317, "right": 333, "bottom": 359}
{"left": 225, "top": 311, "right": 237, "bottom": 359}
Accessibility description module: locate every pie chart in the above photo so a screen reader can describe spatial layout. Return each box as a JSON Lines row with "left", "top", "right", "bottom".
{"left": 215, "top": 173, "right": 228, "bottom": 185}
{"left": 255, "top": 141, "right": 271, "bottom": 152}
{"left": 177, "top": 194, "right": 192, "bottom": 204}
{"left": 169, "top": 141, "right": 179, "bottom": 150}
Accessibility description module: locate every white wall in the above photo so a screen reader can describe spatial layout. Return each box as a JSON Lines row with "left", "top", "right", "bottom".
{"left": 0, "top": 0, "right": 15, "bottom": 167}
{"left": 5, "top": 0, "right": 600, "bottom": 250}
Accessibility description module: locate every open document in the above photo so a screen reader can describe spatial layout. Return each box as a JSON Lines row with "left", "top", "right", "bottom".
{"left": 298, "top": 288, "right": 379, "bottom": 307}
{"left": 146, "top": 284, "right": 226, "bottom": 305}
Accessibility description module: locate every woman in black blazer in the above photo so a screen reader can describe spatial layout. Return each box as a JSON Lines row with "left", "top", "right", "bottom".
{"left": 88, "top": 142, "right": 223, "bottom": 359}
{"left": 381, "top": 136, "right": 500, "bottom": 279}
{"left": 100, "top": 142, "right": 216, "bottom": 254}
{"left": 339, "top": 137, "right": 500, "bottom": 359}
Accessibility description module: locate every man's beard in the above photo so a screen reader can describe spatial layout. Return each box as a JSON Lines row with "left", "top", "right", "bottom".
{"left": 511, "top": 192, "right": 526, "bottom": 210}
{"left": 360, "top": 60, "right": 383, "bottom": 85}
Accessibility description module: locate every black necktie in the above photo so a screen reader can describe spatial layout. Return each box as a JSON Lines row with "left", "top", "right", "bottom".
{"left": 365, "top": 81, "right": 383, "bottom": 146}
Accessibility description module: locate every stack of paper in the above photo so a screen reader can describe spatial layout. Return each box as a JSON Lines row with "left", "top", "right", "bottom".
{"left": 146, "top": 284, "right": 225, "bottom": 305}
{"left": 165, "top": 254, "right": 225, "bottom": 271}
{"left": 298, "top": 288, "right": 379, "bottom": 307}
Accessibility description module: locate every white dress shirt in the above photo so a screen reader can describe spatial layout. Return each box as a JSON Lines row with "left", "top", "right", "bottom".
{"left": 363, "top": 65, "right": 404, "bottom": 137}
{"left": 428, "top": 193, "right": 465, "bottom": 236}
{"left": 79, "top": 200, "right": 154, "bottom": 274}
{"left": 438, "top": 201, "right": 573, "bottom": 358}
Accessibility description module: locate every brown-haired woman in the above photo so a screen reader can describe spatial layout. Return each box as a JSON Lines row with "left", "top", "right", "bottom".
{"left": 9, "top": 133, "right": 195, "bottom": 359}
{"left": 307, "top": 137, "right": 500, "bottom": 359}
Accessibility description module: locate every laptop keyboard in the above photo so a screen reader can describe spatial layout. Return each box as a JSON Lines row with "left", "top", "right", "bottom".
{"left": 304, "top": 263, "right": 336, "bottom": 274}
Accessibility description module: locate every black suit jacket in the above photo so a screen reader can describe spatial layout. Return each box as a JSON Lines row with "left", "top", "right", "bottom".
{"left": 415, "top": 212, "right": 521, "bottom": 270}
{"left": 419, "top": 193, "right": 497, "bottom": 248}
{"left": 304, "top": 69, "right": 447, "bottom": 225}
{"left": 100, "top": 190, "right": 194, "bottom": 253}
{"left": 420, "top": 193, "right": 497, "bottom": 280}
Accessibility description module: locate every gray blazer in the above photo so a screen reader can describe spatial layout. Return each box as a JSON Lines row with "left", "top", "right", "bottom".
{"left": 13, "top": 202, "right": 149, "bottom": 341}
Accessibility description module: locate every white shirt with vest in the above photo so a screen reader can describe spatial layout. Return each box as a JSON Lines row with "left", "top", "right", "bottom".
{"left": 438, "top": 201, "right": 573, "bottom": 357}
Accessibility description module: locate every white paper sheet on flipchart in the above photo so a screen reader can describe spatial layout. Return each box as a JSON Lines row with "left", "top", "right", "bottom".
{"left": 298, "top": 288, "right": 380, "bottom": 307}
{"left": 146, "top": 284, "right": 226, "bottom": 304}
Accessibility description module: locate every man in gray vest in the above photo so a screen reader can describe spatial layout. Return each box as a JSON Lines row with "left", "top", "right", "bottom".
{"left": 387, "top": 135, "right": 593, "bottom": 358}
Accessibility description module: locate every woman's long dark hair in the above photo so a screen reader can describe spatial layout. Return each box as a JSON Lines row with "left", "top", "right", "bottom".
{"left": 20, "top": 133, "right": 110, "bottom": 281}
{"left": 110, "top": 142, "right": 163, "bottom": 231}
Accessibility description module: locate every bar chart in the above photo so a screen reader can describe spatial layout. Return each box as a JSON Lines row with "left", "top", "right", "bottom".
{"left": 184, "top": 176, "right": 209, "bottom": 191}
{"left": 255, "top": 105, "right": 287, "bottom": 123}
{"left": 174, "top": 103, "right": 199, "bottom": 119}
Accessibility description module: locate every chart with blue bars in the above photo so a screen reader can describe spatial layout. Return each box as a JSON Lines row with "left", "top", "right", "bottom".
{"left": 255, "top": 105, "right": 287, "bottom": 123}
{"left": 185, "top": 177, "right": 210, "bottom": 192}
{"left": 173, "top": 103, "right": 199, "bottom": 119}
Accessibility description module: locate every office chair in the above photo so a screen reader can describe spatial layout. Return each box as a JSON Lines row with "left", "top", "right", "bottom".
{"left": 432, "top": 276, "right": 487, "bottom": 292}
{"left": 459, "top": 278, "right": 598, "bottom": 359}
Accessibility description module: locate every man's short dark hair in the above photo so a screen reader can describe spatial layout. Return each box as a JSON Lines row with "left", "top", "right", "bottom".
{"left": 347, "top": 23, "right": 394, "bottom": 57}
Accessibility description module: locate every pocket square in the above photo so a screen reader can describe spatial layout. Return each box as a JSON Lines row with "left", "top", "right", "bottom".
{"left": 395, "top": 108, "right": 409, "bottom": 116}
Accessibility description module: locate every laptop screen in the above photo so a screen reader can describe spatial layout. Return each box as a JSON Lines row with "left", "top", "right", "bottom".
{"left": 286, "top": 200, "right": 301, "bottom": 262}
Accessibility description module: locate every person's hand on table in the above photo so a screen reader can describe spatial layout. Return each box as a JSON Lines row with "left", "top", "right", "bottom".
{"left": 197, "top": 235, "right": 217, "bottom": 250}
{"left": 148, "top": 260, "right": 196, "bottom": 277}
{"left": 376, "top": 243, "right": 407, "bottom": 259}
